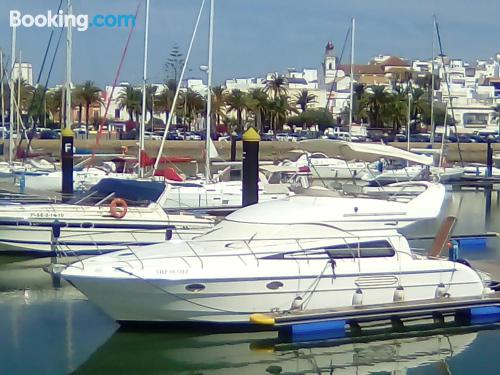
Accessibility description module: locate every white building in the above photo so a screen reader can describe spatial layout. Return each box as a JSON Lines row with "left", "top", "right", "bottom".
{"left": 12, "top": 62, "right": 33, "bottom": 86}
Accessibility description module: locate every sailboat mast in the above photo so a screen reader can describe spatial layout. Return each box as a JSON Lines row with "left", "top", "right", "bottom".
{"left": 0, "top": 49, "right": 5, "bottom": 144}
{"left": 9, "top": 26, "right": 16, "bottom": 164}
{"left": 65, "top": 0, "right": 72, "bottom": 130}
{"left": 17, "top": 50, "right": 21, "bottom": 140}
{"left": 348, "top": 17, "right": 355, "bottom": 141}
{"left": 139, "top": 0, "right": 150, "bottom": 178}
{"left": 205, "top": 0, "right": 214, "bottom": 182}
{"left": 430, "top": 17, "right": 436, "bottom": 144}
{"left": 407, "top": 84, "right": 411, "bottom": 153}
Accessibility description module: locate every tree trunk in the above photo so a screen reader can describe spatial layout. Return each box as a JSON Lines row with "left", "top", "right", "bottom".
{"left": 85, "top": 102, "right": 90, "bottom": 134}
{"left": 149, "top": 109, "right": 154, "bottom": 131}
{"left": 78, "top": 104, "right": 83, "bottom": 126}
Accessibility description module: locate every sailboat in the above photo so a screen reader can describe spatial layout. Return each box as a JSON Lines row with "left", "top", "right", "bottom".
{"left": 148, "top": 0, "right": 296, "bottom": 209}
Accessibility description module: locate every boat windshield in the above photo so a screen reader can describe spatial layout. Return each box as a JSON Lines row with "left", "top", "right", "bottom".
{"left": 69, "top": 178, "right": 165, "bottom": 207}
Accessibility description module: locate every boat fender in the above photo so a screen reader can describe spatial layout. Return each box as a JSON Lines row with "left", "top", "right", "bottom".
{"left": 448, "top": 240, "right": 459, "bottom": 261}
{"left": 352, "top": 288, "right": 363, "bottom": 305}
{"left": 290, "top": 296, "right": 303, "bottom": 311}
{"left": 110, "top": 198, "right": 128, "bottom": 219}
{"left": 435, "top": 283, "right": 449, "bottom": 298}
{"left": 393, "top": 285, "right": 405, "bottom": 302}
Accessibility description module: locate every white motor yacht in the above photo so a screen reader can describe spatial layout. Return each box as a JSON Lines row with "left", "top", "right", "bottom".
{"left": 59, "top": 182, "right": 485, "bottom": 325}
{"left": 0, "top": 178, "right": 215, "bottom": 255}
{"left": 287, "top": 151, "right": 370, "bottom": 180}
{"left": 161, "top": 165, "right": 307, "bottom": 210}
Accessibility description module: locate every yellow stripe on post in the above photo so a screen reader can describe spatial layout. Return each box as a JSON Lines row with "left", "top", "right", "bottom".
{"left": 61, "top": 127, "right": 74, "bottom": 137}
{"left": 242, "top": 127, "right": 260, "bottom": 142}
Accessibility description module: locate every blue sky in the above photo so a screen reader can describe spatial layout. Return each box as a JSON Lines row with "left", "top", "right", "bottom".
{"left": 0, "top": 0, "right": 499, "bottom": 88}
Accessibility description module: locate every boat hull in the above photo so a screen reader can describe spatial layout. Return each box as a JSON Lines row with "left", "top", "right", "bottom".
{"left": 64, "top": 260, "right": 485, "bottom": 324}
{"left": 0, "top": 205, "right": 213, "bottom": 254}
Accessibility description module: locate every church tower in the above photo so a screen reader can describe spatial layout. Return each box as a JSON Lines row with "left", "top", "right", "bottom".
{"left": 324, "top": 41, "right": 337, "bottom": 84}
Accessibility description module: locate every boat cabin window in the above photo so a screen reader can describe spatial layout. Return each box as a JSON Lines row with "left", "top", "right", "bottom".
{"left": 69, "top": 178, "right": 165, "bottom": 207}
{"left": 325, "top": 240, "right": 395, "bottom": 259}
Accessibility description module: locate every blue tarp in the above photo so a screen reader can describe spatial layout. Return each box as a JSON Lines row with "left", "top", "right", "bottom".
{"left": 81, "top": 178, "right": 165, "bottom": 203}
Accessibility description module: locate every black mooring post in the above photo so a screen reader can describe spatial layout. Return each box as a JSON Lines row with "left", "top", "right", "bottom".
{"left": 486, "top": 140, "right": 493, "bottom": 178}
{"left": 61, "top": 127, "right": 74, "bottom": 201}
{"left": 230, "top": 131, "right": 237, "bottom": 162}
{"left": 242, "top": 128, "right": 260, "bottom": 207}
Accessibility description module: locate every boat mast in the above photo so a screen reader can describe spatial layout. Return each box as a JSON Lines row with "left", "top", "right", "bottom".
{"left": 17, "top": 50, "right": 21, "bottom": 140}
{"left": 65, "top": 0, "right": 72, "bottom": 131}
{"left": 407, "top": 82, "right": 412, "bottom": 154}
{"left": 0, "top": 49, "right": 5, "bottom": 144}
{"left": 348, "top": 17, "right": 355, "bottom": 141}
{"left": 430, "top": 16, "right": 436, "bottom": 144}
{"left": 139, "top": 0, "right": 150, "bottom": 178}
{"left": 9, "top": 26, "right": 16, "bottom": 164}
{"left": 205, "top": 0, "right": 214, "bottom": 182}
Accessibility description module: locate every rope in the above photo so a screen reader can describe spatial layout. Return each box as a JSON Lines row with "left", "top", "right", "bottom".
{"left": 324, "top": 27, "right": 350, "bottom": 113}
{"left": 152, "top": 0, "right": 207, "bottom": 174}
{"left": 22, "top": 22, "right": 65, "bottom": 160}
{"left": 295, "top": 259, "right": 334, "bottom": 310}
{"left": 92, "top": 0, "right": 143, "bottom": 170}
{"left": 435, "top": 18, "right": 464, "bottom": 167}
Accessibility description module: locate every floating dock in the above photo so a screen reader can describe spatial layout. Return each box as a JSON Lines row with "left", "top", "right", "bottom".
{"left": 250, "top": 261, "right": 500, "bottom": 341}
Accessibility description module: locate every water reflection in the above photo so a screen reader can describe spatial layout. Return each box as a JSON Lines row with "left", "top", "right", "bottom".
{"left": 73, "top": 327, "right": 488, "bottom": 375}
{"left": 0, "top": 288, "right": 117, "bottom": 375}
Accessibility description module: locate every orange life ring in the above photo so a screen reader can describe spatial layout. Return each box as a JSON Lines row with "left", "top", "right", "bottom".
{"left": 110, "top": 198, "right": 128, "bottom": 219}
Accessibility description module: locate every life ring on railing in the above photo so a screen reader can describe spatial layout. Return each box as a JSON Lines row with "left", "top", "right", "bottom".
{"left": 110, "top": 198, "right": 128, "bottom": 219}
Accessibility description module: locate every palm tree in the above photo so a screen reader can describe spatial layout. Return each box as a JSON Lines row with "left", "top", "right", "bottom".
{"left": 353, "top": 84, "right": 366, "bottom": 122}
{"left": 74, "top": 80, "right": 102, "bottom": 131}
{"left": 179, "top": 89, "right": 205, "bottom": 130}
{"left": 225, "top": 89, "right": 247, "bottom": 131}
{"left": 28, "top": 84, "right": 47, "bottom": 126}
{"left": 385, "top": 89, "right": 408, "bottom": 133}
{"left": 45, "top": 87, "right": 63, "bottom": 124}
{"left": 268, "top": 95, "right": 296, "bottom": 132}
{"left": 155, "top": 86, "right": 174, "bottom": 125}
{"left": 246, "top": 88, "right": 269, "bottom": 132}
{"left": 11, "top": 78, "right": 34, "bottom": 116}
{"left": 265, "top": 73, "right": 288, "bottom": 99}
{"left": 294, "top": 89, "right": 317, "bottom": 112}
{"left": 144, "top": 85, "right": 157, "bottom": 131}
{"left": 361, "top": 85, "right": 391, "bottom": 128}
{"left": 211, "top": 85, "right": 226, "bottom": 128}
{"left": 117, "top": 85, "right": 141, "bottom": 122}
{"left": 72, "top": 91, "right": 84, "bottom": 126}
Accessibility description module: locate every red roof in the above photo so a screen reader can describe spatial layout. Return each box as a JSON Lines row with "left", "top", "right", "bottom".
{"left": 377, "top": 56, "right": 410, "bottom": 67}
{"left": 338, "top": 64, "right": 385, "bottom": 75}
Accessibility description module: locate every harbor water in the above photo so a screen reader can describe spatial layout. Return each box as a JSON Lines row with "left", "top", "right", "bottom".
{"left": 0, "top": 187, "right": 499, "bottom": 375}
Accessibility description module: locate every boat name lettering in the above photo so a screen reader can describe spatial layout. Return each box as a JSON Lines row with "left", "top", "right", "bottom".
{"left": 156, "top": 269, "right": 188, "bottom": 275}
{"left": 30, "top": 212, "right": 65, "bottom": 218}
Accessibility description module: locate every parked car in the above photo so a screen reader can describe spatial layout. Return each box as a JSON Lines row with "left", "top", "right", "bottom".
{"left": 143, "top": 131, "right": 162, "bottom": 140}
{"left": 166, "top": 131, "right": 182, "bottom": 140}
{"left": 39, "top": 130, "right": 60, "bottom": 139}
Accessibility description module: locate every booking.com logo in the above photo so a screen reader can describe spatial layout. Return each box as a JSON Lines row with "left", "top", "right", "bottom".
{"left": 9, "top": 10, "right": 136, "bottom": 31}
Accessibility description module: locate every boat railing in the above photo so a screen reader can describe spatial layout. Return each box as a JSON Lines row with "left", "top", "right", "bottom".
{"left": 111, "top": 233, "right": 420, "bottom": 272}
